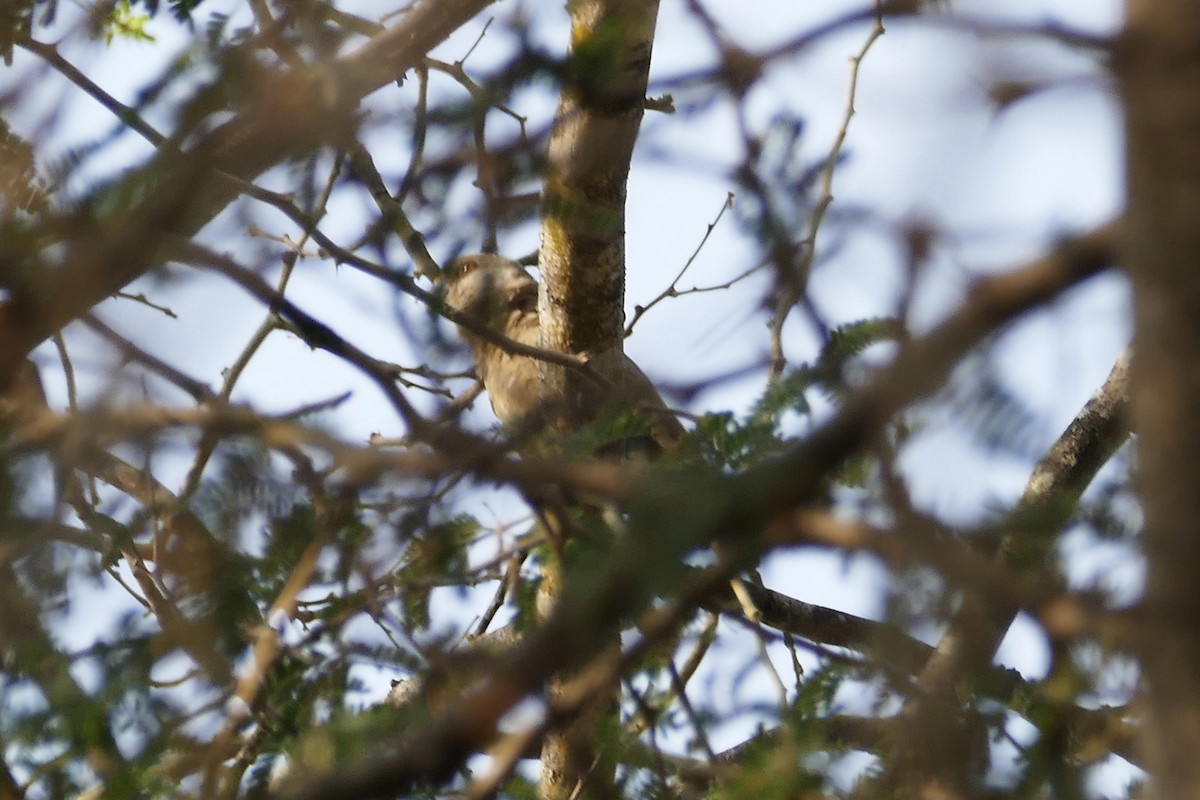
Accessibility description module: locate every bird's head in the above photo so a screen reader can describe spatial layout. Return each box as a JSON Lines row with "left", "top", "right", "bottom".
{"left": 443, "top": 253, "right": 538, "bottom": 326}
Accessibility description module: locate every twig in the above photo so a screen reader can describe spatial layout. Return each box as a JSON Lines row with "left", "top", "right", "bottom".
{"left": 114, "top": 291, "right": 178, "bottom": 318}
{"left": 395, "top": 64, "right": 429, "bottom": 204}
{"left": 20, "top": 38, "right": 168, "bottom": 147}
{"left": 767, "top": 6, "right": 885, "bottom": 380}
{"left": 471, "top": 550, "right": 526, "bottom": 638}
{"left": 625, "top": 191, "right": 736, "bottom": 336}
{"left": 668, "top": 660, "right": 717, "bottom": 760}
{"left": 82, "top": 315, "right": 216, "bottom": 402}
{"left": 651, "top": 4, "right": 1108, "bottom": 96}
{"left": 346, "top": 142, "right": 441, "bottom": 278}
{"left": 183, "top": 238, "right": 435, "bottom": 430}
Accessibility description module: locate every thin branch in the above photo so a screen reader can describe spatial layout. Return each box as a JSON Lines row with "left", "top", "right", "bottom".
{"left": 82, "top": 315, "right": 215, "bottom": 402}
{"left": 19, "top": 38, "right": 168, "bottom": 147}
{"left": 395, "top": 64, "right": 429, "bottom": 205}
{"left": 0, "top": 0, "right": 502, "bottom": 383}
{"left": 167, "top": 238, "right": 432, "bottom": 438}
{"left": 652, "top": 3, "right": 1108, "bottom": 94}
{"left": 625, "top": 191, "right": 737, "bottom": 336}
{"left": 767, "top": 6, "right": 885, "bottom": 379}
{"left": 235, "top": 156, "right": 596, "bottom": 378}
{"left": 182, "top": 155, "right": 343, "bottom": 502}
{"left": 346, "top": 142, "right": 440, "bottom": 278}
{"left": 908, "top": 348, "right": 1131, "bottom": 696}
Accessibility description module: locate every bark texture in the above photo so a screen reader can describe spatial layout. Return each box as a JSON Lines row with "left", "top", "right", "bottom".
{"left": 1119, "top": 3, "right": 1200, "bottom": 797}
{"left": 533, "top": 3, "right": 661, "bottom": 796}
{"left": 537, "top": 0, "right": 662, "bottom": 429}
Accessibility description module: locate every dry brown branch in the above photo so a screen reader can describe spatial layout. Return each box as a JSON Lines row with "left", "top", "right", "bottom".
{"left": 876, "top": 347, "right": 1130, "bottom": 795}
{"left": 707, "top": 571, "right": 935, "bottom": 674}
{"left": 259, "top": 220, "right": 1115, "bottom": 799}
{"left": 767, "top": 7, "right": 886, "bottom": 379}
{"left": 0, "top": 0, "right": 500, "bottom": 384}
{"left": 719, "top": 221, "right": 1117, "bottom": 531}
{"left": 69, "top": 445, "right": 245, "bottom": 682}
{"left": 624, "top": 191, "right": 738, "bottom": 337}
{"left": 6, "top": 401, "right": 635, "bottom": 511}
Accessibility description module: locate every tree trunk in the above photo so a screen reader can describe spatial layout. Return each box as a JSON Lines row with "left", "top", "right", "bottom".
{"left": 534, "top": 1, "right": 661, "bottom": 797}
{"left": 1120, "top": 2, "right": 1200, "bottom": 797}
{"left": 538, "top": 0, "right": 661, "bottom": 429}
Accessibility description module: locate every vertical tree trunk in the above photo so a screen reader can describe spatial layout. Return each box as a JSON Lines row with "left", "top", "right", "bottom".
{"left": 1119, "top": 3, "right": 1200, "bottom": 797}
{"left": 535, "top": 2, "right": 660, "bottom": 797}
{"left": 538, "top": 0, "right": 661, "bottom": 426}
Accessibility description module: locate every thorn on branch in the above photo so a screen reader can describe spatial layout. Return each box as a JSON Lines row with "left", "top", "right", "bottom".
{"left": 114, "top": 291, "right": 178, "bottom": 318}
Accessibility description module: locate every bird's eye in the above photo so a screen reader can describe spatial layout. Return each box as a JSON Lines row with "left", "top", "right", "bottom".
{"left": 459, "top": 259, "right": 477, "bottom": 276}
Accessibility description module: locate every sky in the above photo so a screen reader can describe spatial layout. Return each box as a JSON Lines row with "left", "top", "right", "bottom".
{"left": 1, "top": 0, "right": 1136, "bottom": 793}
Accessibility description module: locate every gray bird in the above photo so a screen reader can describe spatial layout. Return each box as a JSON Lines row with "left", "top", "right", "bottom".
{"left": 443, "top": 253, "right": 683, "bottom": 454}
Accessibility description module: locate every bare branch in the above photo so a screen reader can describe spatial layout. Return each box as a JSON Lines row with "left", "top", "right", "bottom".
{"left": 0, "top": 0, "right": 500, "bottom": 383}
{"left": 879, "top": 347, "right": 1130, "bottom": 795}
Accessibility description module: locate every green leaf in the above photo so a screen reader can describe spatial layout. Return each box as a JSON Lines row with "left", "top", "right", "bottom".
{"left": 103, "top": 0, "right": 156, "bottom": 44}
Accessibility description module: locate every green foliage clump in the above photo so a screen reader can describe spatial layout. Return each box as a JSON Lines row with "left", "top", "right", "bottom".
{"left": 694, "top": 317, "right": 902, "bottom": 472}
{"left": 103, "top": 0, "right": 155, "bottom": 44}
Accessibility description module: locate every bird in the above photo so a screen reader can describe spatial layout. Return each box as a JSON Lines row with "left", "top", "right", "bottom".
{"left": 442, "top": 253, "right": 683, "bottom": 455}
